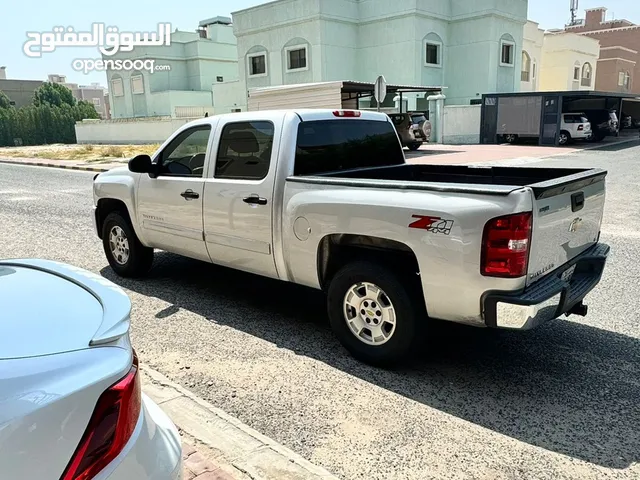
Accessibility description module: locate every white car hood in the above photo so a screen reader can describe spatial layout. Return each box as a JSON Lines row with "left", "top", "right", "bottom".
{"left": 0, "top": 260, "right": 131, "bottom": 359}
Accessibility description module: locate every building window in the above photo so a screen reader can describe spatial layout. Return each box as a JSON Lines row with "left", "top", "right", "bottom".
{"left": 92, "top": 97, "right": 101, "bottom": 106}
{"left": 111, "top": 77, "right": 124, "bottom": 97}
{"left": 619, "top": 71, "right": 626, "bottom": 86}
{"left": 521, "top": 51, "right": 531, "bottom": 82}
{"left": 425, "top": 42, "right": 441, "bottom": 66}
{"left": 131, "top": 74, "right": 144, "bottom": 94}
{"left": 573, "top": 66, "right": 580, "bottom": 81}
{"left": 532, "top": 60, "right": 537, "bottom": 79}
{"left": 581, "top": 63, "right": 592, "bottom": 87}
{"left": 248, "top": 53, "right": 267, "bottom": 77}
{"left": 500, "top": 40, "right": 515, "bottom": 66}
{"left": 216, "top": 76, "right": 224, "bottom": 82}
{"left": 286, "top": 45, "right": 308, "bottom": 71}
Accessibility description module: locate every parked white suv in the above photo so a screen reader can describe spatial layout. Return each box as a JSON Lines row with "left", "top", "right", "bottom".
{"left": 560, "top": 113, "right": 591, "bottom": 145}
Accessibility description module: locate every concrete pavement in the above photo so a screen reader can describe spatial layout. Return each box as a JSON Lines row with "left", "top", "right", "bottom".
{"left": 1, "top": 143, "right": 639, "bottom": 479}
{"left": 142, "top": 366, "right": 337, "bottom": 480}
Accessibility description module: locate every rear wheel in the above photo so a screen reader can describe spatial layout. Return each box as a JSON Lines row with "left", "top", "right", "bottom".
{"left": 327, "top": 261, "right": 425, "bottom": 367}
{"left": 504, "top": 134, "right": 518, "bottom": 144}
{"left": 408, "top": 143, "right": 422, "bottom": 151}
{"left": 558, "top": 130, "right": 571, "bottom": 145}
{"left": 102, "top": 212, "right": 154, "bottom": 278}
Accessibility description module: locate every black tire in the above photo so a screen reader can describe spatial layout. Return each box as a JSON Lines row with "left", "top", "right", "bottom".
{"left": 408, "top": 143, "right": 421, "bottom": 151}
{"left": 327, "top": 261, "right": 425, "bottom": 367}
{"left": 559, "top": 130, "right": 571, "bottom": 145}
{"left": 504, "top": 134, "right": 518, "bottom": 144}
{"left": 102, "top": 211, "right": 154, "bottom": 278}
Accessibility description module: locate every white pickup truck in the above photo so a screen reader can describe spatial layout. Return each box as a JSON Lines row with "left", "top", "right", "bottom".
{"left": 92, "top": 109, "right": 610, "bottom": 366}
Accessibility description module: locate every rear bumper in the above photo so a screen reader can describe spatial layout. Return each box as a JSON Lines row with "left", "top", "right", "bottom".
{"left": 483, "top": 243, "right": 609, "bottom": 330}
{"left": 574, "top": 130, "right": 591, "bottom": 139}
{"left": 99, "top": 394, "right": 183, "bottom": 479}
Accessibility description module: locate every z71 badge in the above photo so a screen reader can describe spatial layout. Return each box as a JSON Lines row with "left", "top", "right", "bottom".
{"left": 409, "top": 215, "right": 454, "bottom": 235}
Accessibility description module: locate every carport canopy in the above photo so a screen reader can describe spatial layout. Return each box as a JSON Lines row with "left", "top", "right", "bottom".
{"left": 340, "top": 81, "right": 444, "bottom": 112}
{"left": 481, "top": 90, "right": 640, "bottom": 146}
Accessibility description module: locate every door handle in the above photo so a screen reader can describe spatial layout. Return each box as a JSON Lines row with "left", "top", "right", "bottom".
{"left": 242, "top": 195, "right": 268, "bottom": 206}
{"left": 180, "top": 189, "right": 200, "bottom": 200}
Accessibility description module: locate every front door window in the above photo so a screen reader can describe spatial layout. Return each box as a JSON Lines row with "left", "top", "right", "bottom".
{"left": 157, "top": 126, "right": 212, "bottom": 177}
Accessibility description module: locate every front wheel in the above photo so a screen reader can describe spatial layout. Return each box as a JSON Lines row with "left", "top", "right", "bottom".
{"left": 408, "top": 143, "right": 422, "bottom": 151}
{"left": 327, "top": 261, "right": 425, "bottom": 367}
{"left": 102, "top": 212, "right": 154, "bottom": 278}
{"left": 504, "top": 134, "right": 518, "bottom": 144}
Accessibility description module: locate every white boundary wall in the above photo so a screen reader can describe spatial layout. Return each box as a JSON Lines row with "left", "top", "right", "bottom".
{"left": 75, "top": 117, "right": 199, "bottom": 144}
{"left": 442, "top": 105, "right": 481, "bottom": 144}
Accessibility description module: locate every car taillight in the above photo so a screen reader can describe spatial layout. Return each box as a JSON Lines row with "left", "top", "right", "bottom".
{"left": 481, "top": 212, "right": 532, "bottom": 278}
{"left": 61, "top": 352, "right": 141, "bottom": 480}
{"left": 333, "top": 110, "right": 361, "bottom": 117}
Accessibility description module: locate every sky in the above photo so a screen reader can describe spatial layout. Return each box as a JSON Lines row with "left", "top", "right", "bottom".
{"left": 1, "top": 0, "right": 638, "bottom": 87}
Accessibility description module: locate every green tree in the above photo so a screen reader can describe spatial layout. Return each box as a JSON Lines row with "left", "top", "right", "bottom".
{"left": 0, "top": 90, "right": 13, "bottom": 109}
{"left": 33, "top": 82, "right": 76, "bottom": 108}
{"left": 75, "top": 100, "right": 100, "bottom": 120}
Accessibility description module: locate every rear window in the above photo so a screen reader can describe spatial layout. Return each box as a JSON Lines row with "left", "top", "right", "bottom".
{"left": 388, "top": 114, "right": 405, "bottom": 126}
{"left": 294, "top": 119, "right": 404, "bottom": 176}
{"left": 411, "top": 115, "right": 426, "bottom": 124}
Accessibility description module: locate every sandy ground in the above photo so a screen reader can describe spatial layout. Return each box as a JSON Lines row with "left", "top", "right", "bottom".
{"left": 0, "top": 143, "right": 158, "bottom": 163}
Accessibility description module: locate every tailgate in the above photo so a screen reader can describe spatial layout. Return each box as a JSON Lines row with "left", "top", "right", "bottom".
{"left": 526, "top": 170, "right": 606, "bottom": 285}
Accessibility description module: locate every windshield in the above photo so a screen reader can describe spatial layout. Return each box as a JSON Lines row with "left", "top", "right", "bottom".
{"left": 294, "top": 119, "right": 405, "bottom": 176}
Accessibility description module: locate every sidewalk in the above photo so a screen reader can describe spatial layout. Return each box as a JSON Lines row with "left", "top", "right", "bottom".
{"left": 0, "top": 155, "right": 127, "bottom": 172}
{"left": 141, "top": 366, "right": 338, "bottom": 480}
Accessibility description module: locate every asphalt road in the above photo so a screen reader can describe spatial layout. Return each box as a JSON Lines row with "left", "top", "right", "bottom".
{"left": 1, "top": 143, "right": 639, "bottom": 480}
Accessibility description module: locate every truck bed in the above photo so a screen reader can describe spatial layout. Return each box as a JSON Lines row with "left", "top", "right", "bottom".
{"left": 292, "top": 164, "right": 606, "bottom": 198}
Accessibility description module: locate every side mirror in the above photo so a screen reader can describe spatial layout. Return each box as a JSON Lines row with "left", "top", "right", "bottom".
{"left": 128, "top": 154, "right": 153, "bottom": 174}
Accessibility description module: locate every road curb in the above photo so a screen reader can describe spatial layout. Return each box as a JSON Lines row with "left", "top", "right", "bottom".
{"left": 0, "top": 157, "right": 115, "bottom": 172}
{"left": 141, "top": 366, "right": 339, "bottom": 480}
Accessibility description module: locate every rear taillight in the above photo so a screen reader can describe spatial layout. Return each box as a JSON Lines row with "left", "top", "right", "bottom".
{"left": 481, "top": 212, "right": 532, "bottom": 278}
{"left": 61, "top": 352, "right": 141, "bottom": 480}
{"left": 332, "top": 110, "right": 361, "bottom": 117}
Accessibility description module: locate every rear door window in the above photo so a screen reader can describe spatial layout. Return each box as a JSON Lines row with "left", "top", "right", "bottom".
{"left": 214, "top": 121, "right": 274, "bottom": 180}
{"left": 294, "top": 119, "right": 404, "bottom": 176}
